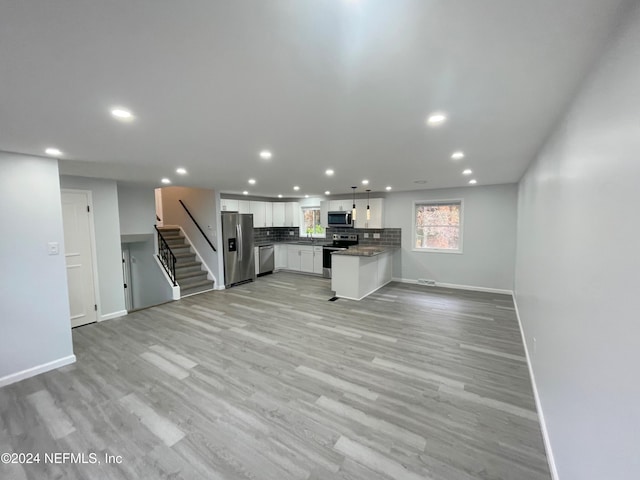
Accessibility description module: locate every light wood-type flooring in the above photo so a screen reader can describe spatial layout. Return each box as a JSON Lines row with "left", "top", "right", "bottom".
{"left": 0, "top": 273, "right": 550, "bottom": 479}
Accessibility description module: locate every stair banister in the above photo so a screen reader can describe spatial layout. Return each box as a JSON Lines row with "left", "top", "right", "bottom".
{"left": 178, "top": 200, "right": 217, "bottom": 252}
{"left": 154, "top": 225, "right": 178, "bottom": 286}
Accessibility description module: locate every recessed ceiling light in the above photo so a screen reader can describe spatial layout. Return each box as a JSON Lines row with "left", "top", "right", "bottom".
{"left": 451, "top": 151, "right": 465, "bottom": 160}
{"left": 469, "top": 179, "right": 477, "bottom": 185}
{"left": 293, "top": 186, "right": 300, "bottom": 191}
{"left": 426, "top": 112, "right": 447, "bottom": 126}
{"left": 161, "top": 178, "right": 171, "bottom": 184}
{"left": 259, "top": 150, "right": 272, "bottom": 159}
{"left": 324, "top": 191, "right": 331, "bottom": 195}
{"left": 111, "top": 107, "right": 134, "bottom": 120}
{"left": 277, "top": 194, "right": 283, "bottom": 198}
{"left": 176, "top": 168, "right": 187, "bottom": 175}
{"left": 462, "top": 169, "right": 472, "bottom": 175}
{"left": 325, "top": 169, "right": 334, "bottom": 176}
{"left": 248, "top": 178, "right": 256, "bottom": 185}
{"left": 243, "top": 190, "right": 249, "bottom": 195}
{"left": 385, "top": 186, "right": 392, "bottom": 191}
{"left": 45, "top": 147, "right": 62, "bottom": 156}
{"left": 362, "top": 179, "right": 369, "bottom": 185}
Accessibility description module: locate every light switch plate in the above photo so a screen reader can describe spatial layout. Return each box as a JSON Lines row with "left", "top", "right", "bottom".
{"left": 47, "top": 242, "right": 59, "bottom": 255}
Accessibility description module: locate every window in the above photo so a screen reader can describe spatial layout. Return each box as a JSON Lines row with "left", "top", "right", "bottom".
{"left": 414, "top": 200, "right": 463, "bottom": 253}
{"left": 300, "top": 207, "right": 325, "bottom": 238}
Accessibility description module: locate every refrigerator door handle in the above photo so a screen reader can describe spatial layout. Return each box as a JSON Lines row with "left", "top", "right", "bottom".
{"left": 237, "top": 223, "right": 243, "bottom": 261}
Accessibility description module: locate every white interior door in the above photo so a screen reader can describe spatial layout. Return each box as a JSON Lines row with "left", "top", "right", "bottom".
{"left": 61, "top": 191, "right": 98, "bottom": 327}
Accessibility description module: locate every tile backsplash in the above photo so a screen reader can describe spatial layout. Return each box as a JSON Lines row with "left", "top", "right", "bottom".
{"left": 253, "top": 226, "right": 401, "bottom": 246}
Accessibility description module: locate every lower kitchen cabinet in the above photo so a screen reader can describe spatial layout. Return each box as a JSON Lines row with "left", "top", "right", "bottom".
{"left": 300, "top": 247, "right": 314, "bottom": 273}
{"left": 287, "top": 245, "right": 301, "bottom": 271}
{"left": 313, "top": 246, "right": 323, "bottom": 274}
{"left": 274, "top": 244, "right": 287, "bottom": 270}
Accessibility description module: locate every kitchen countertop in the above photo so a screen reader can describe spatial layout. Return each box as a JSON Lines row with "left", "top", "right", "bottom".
{"left": 255, "top": 240, "right": 330, "bottom": 247}
{"left": 332, "top": 246, "right": 398, "bottom": 257}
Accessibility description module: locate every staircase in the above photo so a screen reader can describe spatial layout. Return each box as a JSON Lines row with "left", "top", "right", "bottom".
{"left": 157, "top": 227, "right": 214, "bottom": 297}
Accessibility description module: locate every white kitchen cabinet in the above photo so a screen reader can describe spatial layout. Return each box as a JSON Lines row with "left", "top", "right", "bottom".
{"left": 329, "top": 199, "right": 351, "bottom": 212}
{"left": 353, "top": 198, "right": 385, "bottom": 229}
{"left": 313, "top": 246, "right": 323, "bottom": 274}
{"left": 299, "top": 246, "right": 314, "bottom": 273}
{"left": 287, "top": 245, "right": 301, "bottom": 271}
{"left": 250, "top": 201, "right": 266, "bottom": 228}
{"left": 274, "top": 244, "right": 287, "bottom": 270}
{"left": 265, "top": 202, "right": 273, "bottom": 227}
{"left": 284, "top": 202, "right": 300, "bottom": 227}
{"left": 272, "top": 203, "right": 286, "bottom": 227}
{"left": 238, "top": 200, "right": 251, "bottom": 214}
{"left": 220, "top": 198, "right": 239, "bottom": 212}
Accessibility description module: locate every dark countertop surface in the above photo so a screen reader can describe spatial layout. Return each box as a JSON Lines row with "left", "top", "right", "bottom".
{"left": 332, "top": 246, "right": 398, "bottom": 257}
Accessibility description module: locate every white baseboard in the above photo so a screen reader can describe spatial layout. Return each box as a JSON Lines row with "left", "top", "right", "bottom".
{"left": 391, "top": 277, "right": 513, "bottom": 295}
{"left": 512, "top": 295, "right": 559, "bottom": 480}
{"left": 100, "top": 310, "right": 127, "bottom": 321}
{"left": 0, "top": 355, "right": 76, "bottom": 388}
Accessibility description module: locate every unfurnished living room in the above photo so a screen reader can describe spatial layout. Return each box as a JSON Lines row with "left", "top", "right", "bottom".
{"left": 1, "top": 2, "right": 638, "bottom": 480}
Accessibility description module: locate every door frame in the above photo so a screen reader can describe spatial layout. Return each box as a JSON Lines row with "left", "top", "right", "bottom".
{"left": 61, "top": 188, "right": 102, "bottom": 322}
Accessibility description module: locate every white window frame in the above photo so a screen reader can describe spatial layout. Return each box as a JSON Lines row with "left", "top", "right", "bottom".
{"left": 412, "top": 199, "right": 464, "bottom": 254}
{"left": 299, "top": 206, "right": 326, "bottom": 238}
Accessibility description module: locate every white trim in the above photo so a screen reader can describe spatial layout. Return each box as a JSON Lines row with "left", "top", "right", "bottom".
{"left": 179, "top": 226, "right": 217, "bottom": 285}
{"left": 61, "top": 189, "right": 102, "bottom": 322}
{"left": 391, "top": 277, "right": 512, "bottom": 295}
{"left": 153, "top": 255, "right": 181, "bottom": 300}
{"left": 100, "top": 310, "right": 127, "bottom": 321}
{"left": 0, "top": 355, "right": 76, "bottom": 388}
{"left": 512, "top": 295, "right": 559, "bottom": 480}
{"left": 412, "top": 198, "right": 464, "bottom": 254}
{"left": 336, "top": 279, "right": 393, "bottom": 301}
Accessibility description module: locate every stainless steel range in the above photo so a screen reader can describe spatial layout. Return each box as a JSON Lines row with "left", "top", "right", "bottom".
{"left": 322, "top": 234, "right": 359, "bottom": 278}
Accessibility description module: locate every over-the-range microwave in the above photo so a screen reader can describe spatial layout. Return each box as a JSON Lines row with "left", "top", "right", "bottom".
{"left": 327, "top": 211, "right": 353, "bottom": 227}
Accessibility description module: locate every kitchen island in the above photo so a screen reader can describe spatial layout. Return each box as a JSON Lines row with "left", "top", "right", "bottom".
{"left": 331, "top": 246, "right": 395, "bottom": 300}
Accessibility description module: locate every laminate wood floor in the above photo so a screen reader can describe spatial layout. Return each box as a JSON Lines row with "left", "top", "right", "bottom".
{"left": 0, "top": 273, "right": 551, "bottom": 480}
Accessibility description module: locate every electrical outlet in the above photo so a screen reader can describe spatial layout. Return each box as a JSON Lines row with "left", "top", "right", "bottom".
{"left": 47, "top": 242, "right": 59, "bottom": 255}
{"left": 373, "top": 233, "right": 381, "bottom": 239}
{"left": 267, "top": 231, "right": 270, "bottom": 236}
{"left": 364, "top": 233, "right": 369, "bottom": 238}
{"left": 289, "top": 231, "right": 294, "bottom": 236}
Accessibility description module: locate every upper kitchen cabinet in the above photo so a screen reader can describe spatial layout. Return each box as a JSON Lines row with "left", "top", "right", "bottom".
{"left": 329, "top": 199, "right": 351, "bottom": 212}
{"left": 284, "top": 202, "right": 300, "bottom": 227}
{"left": 272, "top": 202, "right": 286, "bottom": 227}
{"left": 220, "top": 198, "right": 239, "bottom": 212}
{"left": 238, "top": 200, "right": 251, "bottom": 214}
{"left": 250, "top": 201, "right": 267, "bottom": 228}
{"left": 353, "top": 198, "right": 384, "bottom": 229}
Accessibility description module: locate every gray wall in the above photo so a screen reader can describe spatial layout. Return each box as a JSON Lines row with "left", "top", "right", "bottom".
{"left": 514, "top": 4, "right": 640, "bottom": 479}
{"left": 0, "top": 153, "right": 74, "bottom": 381}
{"left": 117, "top": 183, "right": 156, "bottom": 235}
{"left": 59, "top": 175, "right": 126, "bottom": 319}
{"left": 124, "top": 240, "right": 174, "bottom": 309}
{"left": 385, "top": 184, "right": 517, "bottom": 291}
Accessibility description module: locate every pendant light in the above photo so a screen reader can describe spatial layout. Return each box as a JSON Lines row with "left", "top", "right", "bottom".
{"left": 366, "top": 189, "right": 371, "bottom": 221}
{"left": 351, "top": 186, "right": 357, "bottom": 222}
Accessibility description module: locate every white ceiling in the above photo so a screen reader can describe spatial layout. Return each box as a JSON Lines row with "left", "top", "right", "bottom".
{"left": 0, "top": 0, "right": 631, "bottom": 197}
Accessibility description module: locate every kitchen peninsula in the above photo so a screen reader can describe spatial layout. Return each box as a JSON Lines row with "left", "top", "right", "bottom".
{"left": 331, "top": 246, "right": 395, "bottom": 300}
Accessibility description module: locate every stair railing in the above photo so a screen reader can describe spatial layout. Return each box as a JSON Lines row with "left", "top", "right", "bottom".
{"left": 154, "top": 225, "right": 177, "bottom": 286}
{"left": 179, "top": 199, "right": 217, "bottom": 252}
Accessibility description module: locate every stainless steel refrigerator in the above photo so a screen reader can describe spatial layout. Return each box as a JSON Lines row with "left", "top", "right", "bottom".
{"left": 221, "top": 212, "right": 255, "bottom": 288}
